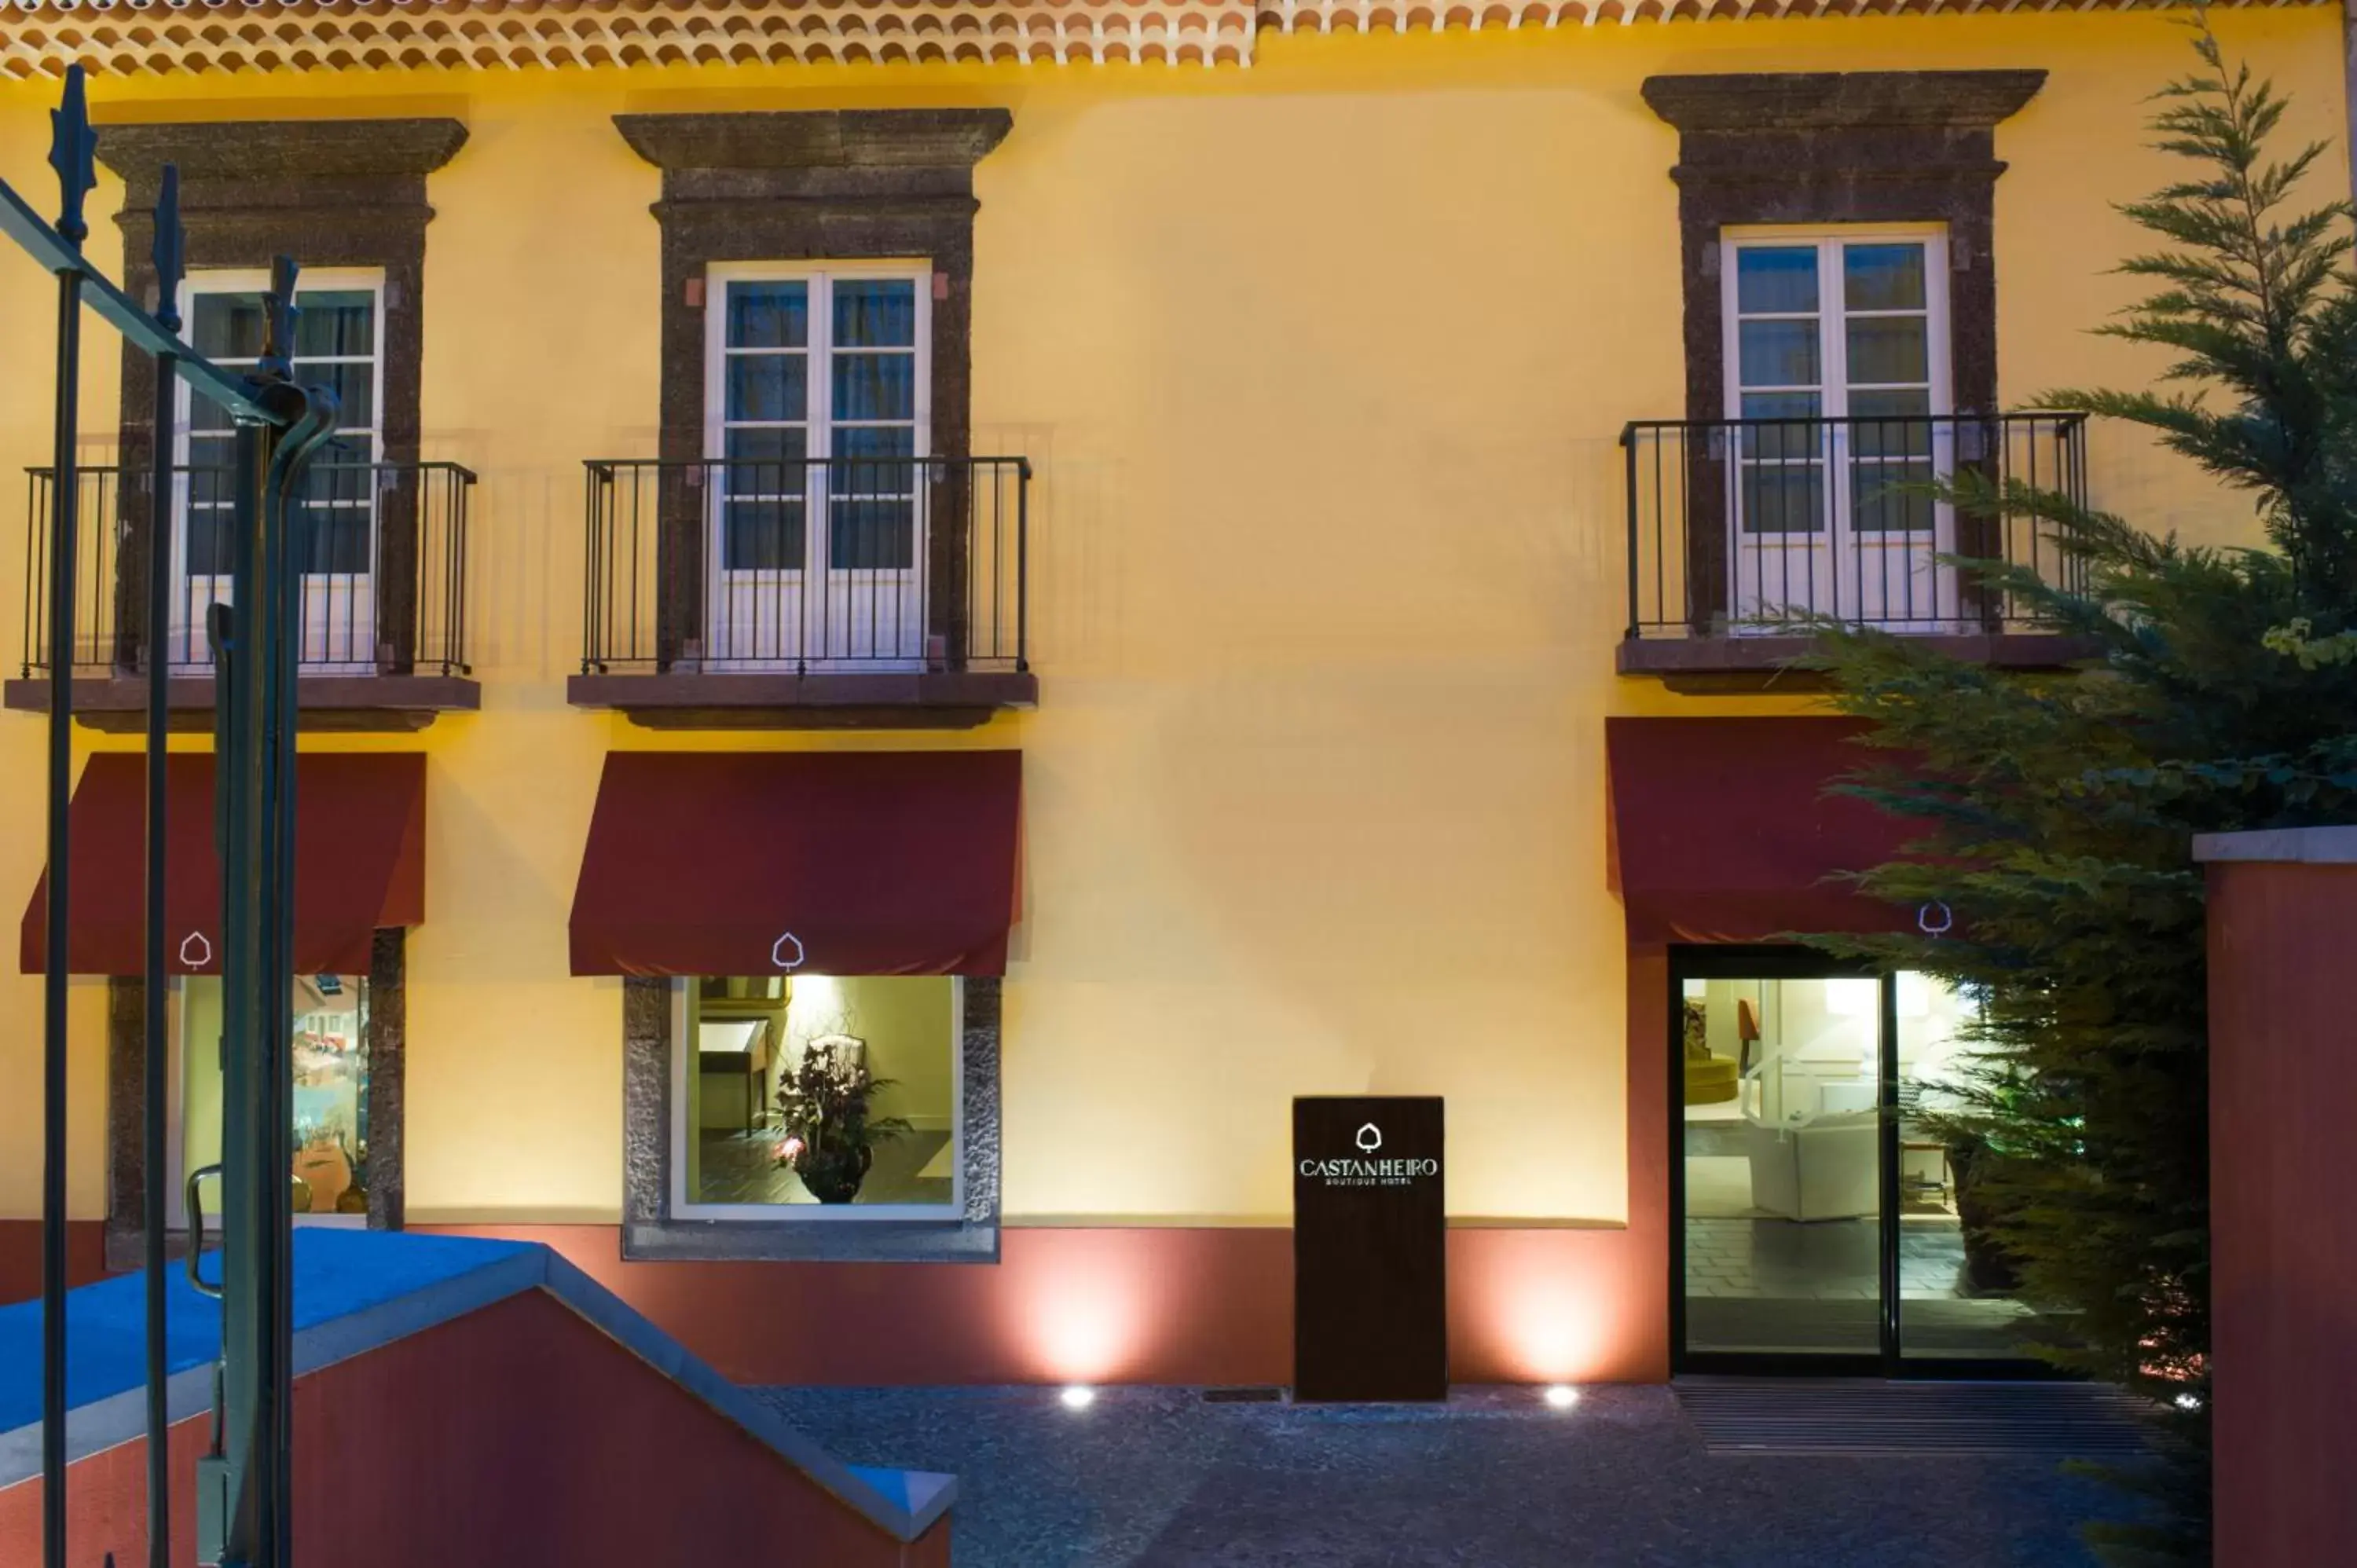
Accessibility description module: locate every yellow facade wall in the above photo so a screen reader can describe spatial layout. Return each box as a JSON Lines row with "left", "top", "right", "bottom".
{"left": 0, "top": 12, "right": 2338, "bottom": 1229}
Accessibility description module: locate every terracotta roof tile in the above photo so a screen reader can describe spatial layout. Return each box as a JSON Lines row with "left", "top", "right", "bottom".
{"left": 0, "top": 0, "right": 2325, "bottom": 77}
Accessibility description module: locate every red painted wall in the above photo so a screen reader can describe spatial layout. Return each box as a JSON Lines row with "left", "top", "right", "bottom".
{"left": 2207, "top": 858, "right": 2357, "bottom": 1568}
{"left": 0, "top": 1289, "right": 948, "bottom": 1567}
{"left": 0, "top": 1220, "right": 107, "bottom": 1304}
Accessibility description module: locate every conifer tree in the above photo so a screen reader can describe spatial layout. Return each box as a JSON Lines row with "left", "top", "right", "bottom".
{"left": 1806, "top": 24, "right": 2357, "bottom": 1563}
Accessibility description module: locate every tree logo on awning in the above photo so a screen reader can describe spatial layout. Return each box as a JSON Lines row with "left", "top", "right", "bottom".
{"left": 1355, "top": 1123, "right": 1382, "bottom": 1153}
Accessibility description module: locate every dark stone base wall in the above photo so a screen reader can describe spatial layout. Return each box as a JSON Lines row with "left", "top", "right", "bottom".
{"left": 367, "top": 927, "right": 407, "bottom": 1229}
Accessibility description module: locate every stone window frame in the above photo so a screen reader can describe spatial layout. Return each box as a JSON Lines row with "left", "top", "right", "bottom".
{"left": 611, "top": 108, "right": 1012, "bottom": 674}
{"left": 97, "top": 119, "right": 467, "bottom": 676}
{"left": 619, "top": 974, "right": 1002, "bottom": 1263}
{"left": 1640, "top": 71, "right": 2046, "bottom": 633}
{"left": 104, "top": 928, "right": 408, "bottom": 1269}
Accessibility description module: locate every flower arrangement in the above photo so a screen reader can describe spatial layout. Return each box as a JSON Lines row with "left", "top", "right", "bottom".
{"left": 772, "top": 1034, "right": 911, "bottom": 1203}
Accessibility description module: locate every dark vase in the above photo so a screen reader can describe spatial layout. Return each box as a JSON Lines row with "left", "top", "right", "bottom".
{"left": 797, "top": 1144, "right": 874, "bottom": 1205}
{"left": 1948, "top": 1140, "right": 2022, "bottom": 1298}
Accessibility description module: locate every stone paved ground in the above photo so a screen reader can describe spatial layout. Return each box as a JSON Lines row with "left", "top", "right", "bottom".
{"left": 754, "top": 1384, "right": 2145, "bottom": 1567}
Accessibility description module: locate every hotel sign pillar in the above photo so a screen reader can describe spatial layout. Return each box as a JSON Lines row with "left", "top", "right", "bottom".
{"left": 1292, "top": 1096, "right": 1446, "bottom": 1401}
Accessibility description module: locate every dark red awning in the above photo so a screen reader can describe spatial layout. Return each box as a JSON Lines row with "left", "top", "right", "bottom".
{"left": 1606, "top": 716, "right": 1917, "bottom": 943}
{"left": 568, "top": 749, "right": 1022, "bottom": 977}
{"left": 20, "top": 752, "right": 426, "bottom": 976}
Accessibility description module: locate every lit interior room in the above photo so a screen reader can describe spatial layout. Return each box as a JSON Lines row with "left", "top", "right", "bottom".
{"left": 1681, "top": 970, "right": 2036, "bottom": 1358}
{"left": 685, "top": 974, "right": 959, "bottom": 1211}
{"left": 179, "top": 974, "right": 372, "bottom": 1225}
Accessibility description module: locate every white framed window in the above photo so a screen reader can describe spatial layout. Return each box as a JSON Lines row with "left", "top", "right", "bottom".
{"left": 166, "top": 973, "right": 374, "bottom": 1232}
{"left": 173, "top": 268, "right": 387, "bottom": 668}
{"left": 1717, "top": 225, "right": 1960, "bottom": 627}
{"left": 701, "top": 262, "right": 933, "bottom": 667}
{"left": 670, "top": 974, "right": 965, "bottom": 1222}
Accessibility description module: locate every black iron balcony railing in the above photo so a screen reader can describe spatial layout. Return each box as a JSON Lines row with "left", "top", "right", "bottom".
{"left": 21, "top": 460, "right": 476, "bottom": 678}
{"left": 581, "top": 456, "right": 1029, "bottom": 676}
{"left": 1621, "top": 412, "right": 2090, "bottom": 639}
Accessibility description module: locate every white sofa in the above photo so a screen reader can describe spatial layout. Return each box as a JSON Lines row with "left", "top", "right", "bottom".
{"left": 1745, "top": 1114, "right": 1879, "bottom": 1222}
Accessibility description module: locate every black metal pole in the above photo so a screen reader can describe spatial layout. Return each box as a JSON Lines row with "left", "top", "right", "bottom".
{"left": 41, "top": 247, "right": 82, "bottom": 1568}
{"left": 144, "top": 285, "right": 181, "bottom": 1568}
{"left": 39, "top": 65, "right": 97, "bottom": 1568}
{"left": 143, "top": 159, "right": 185, "bottom": 1568}
{"left": 212, "top": 412, "right": 270, "bottom": 1568}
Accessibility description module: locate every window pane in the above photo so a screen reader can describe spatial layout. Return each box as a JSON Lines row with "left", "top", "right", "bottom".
{"left": 1845, "top": 244, "right": 1927, "bottom": 313}
{"left": 1847, "top": 317, "right": 1929, "bottom": 387}
{"left": 1739, "top": 412, "right": 1827, "bottom": 463}
{"left": 834, "top": 280, "right": 917, "bottom": 348}
{"left": 832, "top": 354, "right": 915, "bottom": 422}
{"left": 1738, "top": 321, "right": 1820, "bottom": 390}
{"left": 1896, "top": 973, "right": 2051, "bottom": 1358}
{"left": 722, "top": 498, "right": 805, "bottom": 571}
{"left": 727, "top": 354, "right": 807, "bottom": 423}
{"left": 830, "top": 425, "right": 918, "bottom": 489}
{"left": 302, "top": 361, "right": 375, "bottom": 432}
{"left": 1679, "top": 976, "right": 1881, "bottom": 1359}
{"left": 1851, "top": 462, "right": 1937, "bottom": 533}
{"left": 190, "top": 291, "right": 266, "bottom": 360}
{"left": 185, "top": 445, "right": 236, "bottom": 577}
{"left": 185, "top": 511, "right": 235, "bottom": 577}
{"left": 1736, "top": 247, "right": 1820, "bottom": 314}
{"left": 830, "top": 499, "right": 916, "bottom": 571}
{"left": 293, "top": 291, "right": 376, "bottom": 358}
{"left": 724, "top": 426, "right": 808, "bottom": 467}
{"left": 1736, "top": 464, "right": 1827, "bottom": 534}
{"left": 295, "top": 500, "right": 373, "bottom": 576}
{"left": 301, "top": 440, "right": 379, "bottom": 516}
{"left": 185, "top": 975, "right": 372, "bottom": 1218}
{"left": 1739, "top": 390, "right": 1824, "bottom": 426}
{"left": 188, "top": 390, "right": 238, "bottom": 436}
{"left": 727, "top": 281, "right": 809, "bottom": 350}
{"left": 1849, "top": 390, "right": 1934, "bottom": 458}
{"left": 685, "top": 975, "right": 956, "bottom": 1208}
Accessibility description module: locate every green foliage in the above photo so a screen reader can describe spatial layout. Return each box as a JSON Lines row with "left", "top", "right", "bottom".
{"left": 1803, "top": 22, "right": 2357, "bottom": 1564}
{"left": 772, "top": 1036, "right": 912, "bottom": 1199}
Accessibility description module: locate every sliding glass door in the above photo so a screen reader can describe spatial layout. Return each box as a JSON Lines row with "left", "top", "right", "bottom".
{"left": 1670, "top": 947, "right": 2046, "bottom": 1375}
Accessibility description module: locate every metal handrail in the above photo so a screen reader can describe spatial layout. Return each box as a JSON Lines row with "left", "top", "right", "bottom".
{"left": 21, "top": 457, "right": 478, "bottom": 679}
{"left": 1618, "top": 410, "right": 2092, "bottom": 639}
{"left": 579, "top": 453, "right": 1032, "bottom": 677}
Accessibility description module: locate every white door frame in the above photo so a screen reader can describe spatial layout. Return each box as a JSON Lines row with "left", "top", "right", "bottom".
{"left": 702, "top": 261, "right": 933, "bottom": 672}
{"left": 1718, "top": 226, "right": 1956, "bottom": 632}
{"left": 172, "top": 267, "right": 387, "bottom": 672}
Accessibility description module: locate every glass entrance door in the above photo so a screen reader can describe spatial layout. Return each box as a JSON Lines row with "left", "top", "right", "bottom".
{"left": 1671, "top": 949, "right": 2044, "bottom": 1374}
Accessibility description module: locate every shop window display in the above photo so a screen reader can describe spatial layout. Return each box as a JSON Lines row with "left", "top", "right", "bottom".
{"left": 679, "top": 974, "right": 960, "bottom": 1214}
{"left": 179, "top": 975, "right": 371, "bottom": 1224}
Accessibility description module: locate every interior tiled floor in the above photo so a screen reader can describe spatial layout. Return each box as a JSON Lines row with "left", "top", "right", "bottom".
{"left": 694, "top": 1128, "right": 953, "bottom": 1206}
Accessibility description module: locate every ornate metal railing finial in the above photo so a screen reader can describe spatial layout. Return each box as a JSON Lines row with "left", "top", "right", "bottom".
{"left": 152, "top": 165, "right": 185, "bottom": 335}
{"left": 259, "top": 254, "right": 300, "bottom": 383}
{"left": 46, "top": 64, "right": 97, "bottom": 251}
